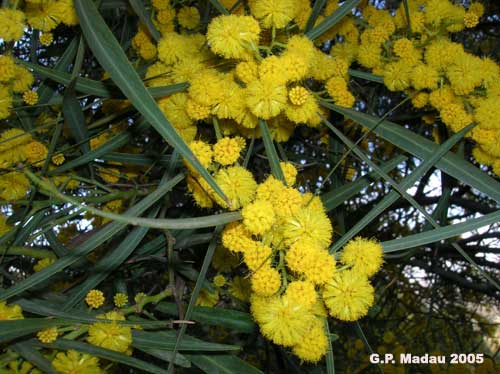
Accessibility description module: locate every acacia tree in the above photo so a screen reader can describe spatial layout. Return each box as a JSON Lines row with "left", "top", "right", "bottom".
{"left": 0, "top": 0, "right": 499, "bottom": 373}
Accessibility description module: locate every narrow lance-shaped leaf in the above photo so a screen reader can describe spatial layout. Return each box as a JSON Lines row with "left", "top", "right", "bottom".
{"left": 0, "top": 174, "right": 184, "bottom": 301}
{"left": 324, "top": 103, "right": 500, "bottom": 204}
{"left": 63, "top": 79, "right": 90, "bottom": 153}
{"left": 305, "top": 0, "right": 360, "bottom": 40}
{"left": 74, "top": 0, "right": 228, "bottom": 203}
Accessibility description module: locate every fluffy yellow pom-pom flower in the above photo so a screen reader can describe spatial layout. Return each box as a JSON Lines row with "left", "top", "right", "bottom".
{"left": 114, "top": 293, "right": 128, "bottom": 308}
{"left": 249, "top": 0, "right": 298, "bottom": 29}
{"left": 37, "top": 327, "right": 58, "bottom": 343}
{"left": 244, "top": 242, "right": 272, "bottom": 271}
{"left": 251, "top": 295, "right": 314, "bottom": 347}
{"left": 213, "top": 274, "right": 227, "bottom": 287}
{"left": 282, "top": 206, "right": 332, "bottom": 248}
{"left": 280, "top": 162, "right": 297, "bottom": 186}
{"left": 52, "top": 350, "right": 102, "bottom": 374}
{"left": 251, "top": 266, "right": 281, "bottom": 296}
{"left": 340, "top": 237, "right": 383, "bottom": 277}
{"left": 242, "top": 200, "right": 276, "bottom": 235}
{"left": 177, "top": 6, "right": 200, "bottom": 30}
{"left": 0, "top": 301, "right": 24, "bottom": 320}
{"left": 85, "top": 289, "right": 105, "bottom": 309}
{"left": 284, "top": 280, "right": 317, "bottom": 309}
{"left": 288, "top": 86, "right": 309, "bottom": 106}
{"left": 23, "top": 90, "right": 38, "bottom": 105}
{"left": 214, "top": 166, "right": 257, "bottom": 210}
{"left": 207, "top": 15, "right": 260, "bottom": 60}
{"left": 292, "top": 318, "right": 328, "bottom": 363}
{"left": 87, "top": 311, "right": 132, "bottom": 353}
{"left": 221, "top": 221, "right": 255, "bottom": 253}
{"left": 246, "top": 78, "right": 287, "bottom": 120}
{"left": 213, "top": 136, "right": 245, "bottom": 165}
{"left": 322, "top": 270, "right": 374, "bottom": 321}
{"left": 286, "top": 240, "right": 336, "bottom": 285}
{"left": 33, "top": 258, "right": 55, "bottom": 272}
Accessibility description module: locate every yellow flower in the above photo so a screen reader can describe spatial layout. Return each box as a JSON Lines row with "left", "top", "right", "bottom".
{"left": 37, "top": 327, "right": 58, "bottom": 343}
{"left": 382, "top": 61, "right": 412, "bottom": 91}
{"left": 221, "top": 221, "right": 256, "bottom": 253}
{"left": 114, "top": 293, "right": 129, "bottom": 308}
{"left": 196, "top": 288, "right": 219, "bottom": 307}
{"left": 214, "top": 166, "right": 257, "bottom": 210}
{"left": 288, "top": 86, "right": 309, "bottom": 106}
{"left": 207, "top": 15, "right": 260, "bottom": 60}
{"left": 213, "top": 136, "right": 245, "bottom": 165}
{"left": 229, "top": 276, "right": 251, "bottom": 302}
{"left": 0, "top": 301, "right": 24, "bottom": 320}
{"left": 0, "top": 55, "right": 17, "bottom": 82}
{"left": 177, "top": 6, "right": 200, "bottom": 30}
{"left": 284, "top": 280, "right": 317, "bottom": 309}
{"left": 282, "top": 206, "right": 332, "bottom": 248}
{"left": 464, "top": 12, "right": 479, "bottom": 28}
{"left": 246, "top": 78, "right": 287, "bottom": 120}
{"left": 0, "top": 86, "right": 13, "bottom": 120}
{"left": 236, "top": 60, "right": 259, "bottom": 84}
{"left": 0, "top": 172, "right": 30, "bottom": 201}
{"left": 411, "top": 64, "right": 439, "bottom": 90}
{"left": 242, "top": 200, "right": 276, "bottom": 235}
{"left": 322, "top": 270, "right": 374, "bottom": 321}
{"left": 85, "top": 289, "right": 105, "bottom": 309}
{"left": 187, "top": 175, "right": 214, "bottom": 208}
{"left": 286, "top": 239, "right": 336, "bottom": 285}
{"left": 52, "top": 152, "right": 65, "bottom": 165}
{"left": 33, "top": 258, "right": 55, "bottom": 272}
{"left": 157, "top": 32, "right": 195, "bottom": 64}
{"left": 280, "top": 162, "right": 297, "bottom": 186}
{"left": 272, "top": 186, "right": 303, "bottom": 218}
{"left": 285, "top": 93, "right": 319, "bottom": 125}
{"left": 99, "top": 167, "right": 120, "bottom": 183}
{"left": 475, "top": 98, "right": 500, "bottom": 130}
{"left": 411, "top": 92, "right": 429, "bottom": 109}
{"left": 251, "top": 295, "right": 314, "bottom": 347}
{"left": 52, "top": 350, "right": 102, "bottom": 374}
{"left": 446, "top": 53, "right": 483, "bottom": 95}
{"left": 244, "top": 242, "right": 273, "bottom": 271}
{"left": 87, "top": 311, "right": 132, "bottom": 353}
{"left": 40, "top": 32, "right": 53, "bottom": 46}
{"left": 292, "top": 318, "right": 328, "bottom": 363}
{"left": 251, "top": 266, "right": 281, "bottom": 296}
{"left": 185, "top": 140, "right": 213, "bottom": 173}
{"left": 13, "top": 65, "right": 35, "bottom": 93}
{"left": 186, "top": 99, "right": 211, "bottom": 121}
{"left": 0, "top": 9, "right": 25, "bottom": 42}
{"left": 392, "top": 38, "right": 421, "bottom": 66}
{"left": 325, "top": 77, "right": 355, "bottom": 108}
{"left": 249, "top": 0, "right": 298, "bottom": 29}
{"left": 340, "top": 237, "right": 383, "bottom": 277}
{"left": 23, "top": 141, "right": 48, "bottom": 166}
{"left": 0, "top": 214, "right": 11, "bottom": 236}
{"left": 213, "top": 274, "right": 227, "bottom": 287}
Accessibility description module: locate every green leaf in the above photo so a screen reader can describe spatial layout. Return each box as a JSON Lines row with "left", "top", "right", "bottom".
{"left": 382, "top": 210, "right": 500, "bottom": 253}
{"left": 62, "top": 207, "right": 160, "bottom": 310}
{"left": 101, "top": 152, "right": 175, "bottom": 166}
{"left": 21, "top": 60, "right": 188, "bottom": 99}
{"left": 305, "top": 0, "right": 360, "bottom": 40}
{"left": 37, "top": 37, "right": 79, "bottom": 105}
{"left": 11, "top": 342, "right": 56, "bottom": 374}
{"left": 132, "top": 330, "right": 240, "bottom": 352}
{"left": 324, "top": 321, "right": 335, "bottom": 374}
{"left": 305, "top": 0, "right": 326, "bottom": 32}
{"left": 63, "top": 79, "right": 90, "bottom": 153}
{"left": 167, "top": 226, "right": 224, "bottom": 372}
{"left": 135, "top": 347, "right": 191, "bottom": 368}
{"left": 322, "top": 116, "right": 471, "bottom": 252}
{"left": 348, "top": 69, "right": 383, "bottom": 84}
{"left": 321, "top": 155, "right": 406, "bottom": 211}
{"left": 186, "top": 354, "right": 263, "bottom": 374}
{"left": 129, "top": 0, "right": 161, "bottom": 41}
{"left": 354, "top": 322, "right": 382, "bottom": 373}
{"left": 324, "top": 103, "right": 500, "bottom": 204}
{"left": 74, "top": 0, "right": 227, "bottom": 203}
{"left": 0, "top": 319, "right": 70, "bottom": 343}
{"left": 27, "top": 170, "right": 242, "bottom": 231}
{"left": 32, "top": 339, "right": 167, "bottom": 374}
{"left": 258, "top": 120, "right": 284, "bottom": 182}
{"left": 155, "top": 303, "right": 256, "bottom": 334}
{"left": 209, "top": 0, "right": 230, "bottom": 15}
{"left": 0, "top": 174, "right": 182, "bottom": 301}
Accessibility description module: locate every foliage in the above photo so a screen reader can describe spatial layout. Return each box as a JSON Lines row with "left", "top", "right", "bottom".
{"left": 0, "top": 0, "right": 499, "bottom": 373}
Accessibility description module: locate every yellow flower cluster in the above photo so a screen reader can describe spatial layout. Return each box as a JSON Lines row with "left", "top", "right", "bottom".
{"left": 183, "top": 138, "right": 381, "bottom": 362}
{"left": 87, "top": 311, "right": 133, "bottom": 354}
{"left": 352, "top": 2, "right": 500, "bottom": 174}
{"left": 0, "top": 56, "right": 35, "bottom": 120}
{"left": 85, "top": 289, "right": 105, "bottom": 309}
{"left": 52, "top": 350, "right": 102, "bottom": 374}
{"left": 131, "top": 3, "right": 358, "bottom": 145}
{"left": 0, "top": 301, "right": 24, "bottom": 320}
